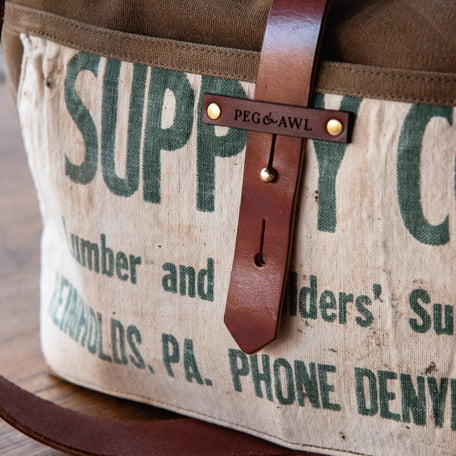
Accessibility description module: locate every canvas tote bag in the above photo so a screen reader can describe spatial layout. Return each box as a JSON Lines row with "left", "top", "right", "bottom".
{"left": 1, "top": 0, "right": 456, "bottom": 455}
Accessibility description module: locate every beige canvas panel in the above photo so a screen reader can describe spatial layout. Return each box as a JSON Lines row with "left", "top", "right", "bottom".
{"left": 4, "top": 2, "right": 456, "bottom": 107}
{"left": 18, "top": 35, "right": 456, "bottom": 456}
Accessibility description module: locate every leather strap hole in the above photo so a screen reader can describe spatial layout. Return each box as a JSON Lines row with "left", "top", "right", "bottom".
{"left": 254, "top": 253, "right": 267, "bottom": 268}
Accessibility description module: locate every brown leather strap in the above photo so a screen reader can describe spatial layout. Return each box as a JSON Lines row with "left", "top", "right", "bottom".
{"left": 0, "top": 375, "right": 312, "bottom": 455}
{"left": 225, "top": 0, "right": 332, "bottom": 354}
{"left": 0, "top": 0, "right": 4, "bottom": 37}
{"left": 0, "top": 1, "right": 325, "bottom": 454}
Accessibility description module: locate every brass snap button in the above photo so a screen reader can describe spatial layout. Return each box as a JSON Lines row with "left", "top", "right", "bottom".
{"left": 207, "top": 103, "right": 221, "bottom": 120}
{"left": 326, "top": 119, "right": 344, "bottom": 137}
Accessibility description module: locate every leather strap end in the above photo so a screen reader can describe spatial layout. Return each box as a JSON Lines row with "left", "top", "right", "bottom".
{"left": 224, "top": 0, "right": 333, "bottom": 354}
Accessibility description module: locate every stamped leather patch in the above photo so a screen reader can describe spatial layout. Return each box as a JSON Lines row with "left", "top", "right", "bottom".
{"left": 202, "top": 94, "right": 351, "bottom": 143}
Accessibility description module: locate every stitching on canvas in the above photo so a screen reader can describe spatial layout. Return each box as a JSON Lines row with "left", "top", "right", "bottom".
{"left": 9, "top": 23, "right": 456, "bottom": 106}
{"left": 4, "top": 24, "right": 254, "bottom": 81}
{"left": 328, "top": 62, "right": 456, "bottom": 83}
{"left": 5, "top": 5, "right": 258, "bottom": 63}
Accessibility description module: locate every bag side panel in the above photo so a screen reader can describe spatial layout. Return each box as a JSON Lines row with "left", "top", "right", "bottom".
{"left": 18, "top": 36, "right": 456, "bottom": 456}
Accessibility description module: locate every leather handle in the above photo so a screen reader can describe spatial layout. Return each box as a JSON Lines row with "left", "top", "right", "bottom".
{"left": 225, "top": 0, "right": 332, "bottom": 354}
{"left": 0, "top": 1, "right": 324, "bottom": 454}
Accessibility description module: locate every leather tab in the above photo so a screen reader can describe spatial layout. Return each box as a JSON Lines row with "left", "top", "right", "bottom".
{"left": 225, "top": 0, "right": 332, "bottom": 354}
{"left": 202, "top": 94, "right": 351, "bottom": 143}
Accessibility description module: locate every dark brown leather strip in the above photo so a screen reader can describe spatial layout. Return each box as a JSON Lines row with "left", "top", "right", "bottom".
{"left": 0, "top": 0, "right": 4, "bottom": 37}
{"left": 224, "top": 0, "right": 331, "bottom": 354}
{"left": 0, "top": 374, "right": 315, "bottom": 455}
{"left": 201, "top": 94, "right": 350, "bottom": 142}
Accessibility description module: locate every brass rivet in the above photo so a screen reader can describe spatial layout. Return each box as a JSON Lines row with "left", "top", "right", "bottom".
{"left": 207, "top": 102, "right": 221, "bottom": 120}
{"left": 260, "top": 167, "right": 277, "bottom": 183}
{"left": 326, "top": 119, "right": 344, "bottom": 137}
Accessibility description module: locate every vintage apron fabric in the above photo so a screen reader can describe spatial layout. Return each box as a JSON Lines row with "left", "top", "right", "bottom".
{"left": 14, "top": 32, "right": 456, "bottom": 455}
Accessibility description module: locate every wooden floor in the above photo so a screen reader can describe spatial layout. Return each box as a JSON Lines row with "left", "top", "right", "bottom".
{"left": 0, "top": 81, "right": 177, "bottom": 454}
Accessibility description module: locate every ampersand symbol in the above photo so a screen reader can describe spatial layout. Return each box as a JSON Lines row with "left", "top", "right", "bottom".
{"left": 263, "top": 112, "right": 277, "bottom": 125}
